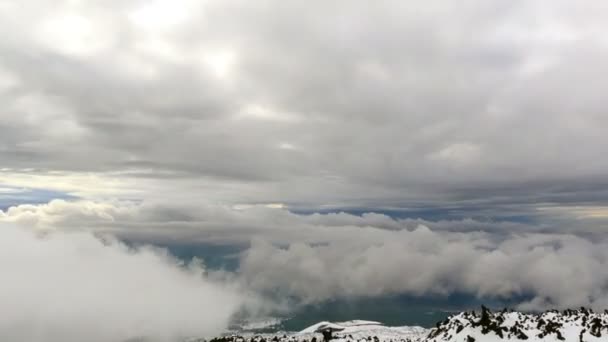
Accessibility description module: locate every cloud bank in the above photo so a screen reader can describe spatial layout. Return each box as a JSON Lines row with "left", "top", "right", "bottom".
{"left": 239, "top": 228, "right": 608, "bottom": 310}
{"left": 4, "top": 200, "right": 608, "bottom": 312}
{"left": 0, "top": 224, "right": 244, "bottom": 342}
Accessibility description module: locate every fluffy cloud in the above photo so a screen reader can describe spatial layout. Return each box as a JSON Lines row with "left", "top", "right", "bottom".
{"left": 3, "top": 199, "right": 608, "bottom": 240}
{"left": 0, "top": 224, "right": 244, "bottom": 342}
{"left": 3, "top": 200, "right": 608, "bottom": 312}
{"left": 238, "top": 228, "right": 608, "bottom": 310}
{"left": 0, "top": 199, "right": 544, "bottom": 242}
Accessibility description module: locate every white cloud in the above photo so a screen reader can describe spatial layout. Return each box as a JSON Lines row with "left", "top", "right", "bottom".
{"left": 238, "top": 227, "right": 608, "bottom": 310}
{"left": 538, "top": 205, "right": 608, "bottom": 219}
{"left": 35, "top": 11, "right": 116, "bottom": 57}
{"left": 0, "top": 170, "right": 146, "bottom": 199}
{"left": 0, "top": 200, "right": 136, "bottom": 229}
{"left": 278, "top": 142, "right": 296, "bottom": 150}
{"left": 201, "top": 49, "right": 237, "bottom": 79}
{"left": 3, "top": 200, "right": 608, "bottom": 311}
{"left": 235, "top": 104, "right": 299, "bottom": 122}
{"left": 0, "top": 224, "right": 244, "bottom": 342}
{"left": 128, "top": 0, "right": 196, "bottom": 32}
{"left": 428, "top": 142, "right": 483, "bottom": 165}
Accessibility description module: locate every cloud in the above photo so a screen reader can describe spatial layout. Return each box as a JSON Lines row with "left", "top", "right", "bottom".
{"left": 428, "top": 142, "right": 483, "bottom": 166}
{"left": 4, "top": 199, "right": 608, "bottom": 241}
{"left": 0, "top": 199, "right": 138, "bottom": 230}
{"left": 0, "top": 199, "right": 537, "bottom": 242}
{"left": 3, "top": 200, "right": 608, "bottom": 312}
{"left": 238, "top": 227, "right": 608, "bottom": 311}
{"left": 1, "top": 0, "right": 608, "bottom": 210}
{"left": 0, "top": 224, "right": 244, "bottom": 342}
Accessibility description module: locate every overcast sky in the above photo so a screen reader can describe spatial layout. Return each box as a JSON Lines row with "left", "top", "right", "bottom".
{"left": 2, "top": 1, "right": 608, "bottom": 340}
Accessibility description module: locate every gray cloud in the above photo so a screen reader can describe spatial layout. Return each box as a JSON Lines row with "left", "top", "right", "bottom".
{"left": 1, "top": 0, "right": 608, "bottom": 209}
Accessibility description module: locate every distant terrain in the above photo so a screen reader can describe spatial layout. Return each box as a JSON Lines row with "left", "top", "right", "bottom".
{"left": 200, "top": 307, "right": 608, "bottom": 342}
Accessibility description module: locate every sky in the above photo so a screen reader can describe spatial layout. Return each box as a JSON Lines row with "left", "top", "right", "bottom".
{"left": 2, "top": 0, "right": 608, "bottom": 340}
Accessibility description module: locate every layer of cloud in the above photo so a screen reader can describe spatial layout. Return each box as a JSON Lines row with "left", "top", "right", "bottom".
{"left": 0, "top": 224, "right": 244, "bottom": 342}
{"left": 4, "top": 199, "right": 608, "bottom": 241}
{"left": 3, "top": 200, "right": 608, "bottom": 312}
{"left": 239, "top": 228, "right": 608, "bottom": 310}
{"left": 1, "top": 1, "right": 608, "bottom": 210}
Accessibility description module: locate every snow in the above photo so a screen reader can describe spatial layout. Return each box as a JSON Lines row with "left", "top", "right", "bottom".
{"left": 299, "top": 322, "right": 346, "bottom": 334}
{"left": 213, "top": 308, "right": 607, "bottom": 342}
{"left": 425, "top": 308, "right": 608, "bottom": 342}
{"left": 240, "top": 318, "right": 284, "bottom": 331}
{"left": 297, "top": 320, "right": 428, "bottom": 341}
{"left": 298, "top": 321, "right": 383, "bottom": 334}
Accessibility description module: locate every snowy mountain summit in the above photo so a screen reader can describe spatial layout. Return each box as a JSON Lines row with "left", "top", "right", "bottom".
{"left": 426, "top": 306, "right": 608, "bottom": 342}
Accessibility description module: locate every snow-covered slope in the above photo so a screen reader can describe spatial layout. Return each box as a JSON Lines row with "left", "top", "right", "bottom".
{"left": 297, "top": 320, "right": 427, "bottom": 341}
{"left": 204, "top": 308, "right": 608, "bottom": 342}
{"left": 425, "top": 307, "right": 608, "bottom": 342}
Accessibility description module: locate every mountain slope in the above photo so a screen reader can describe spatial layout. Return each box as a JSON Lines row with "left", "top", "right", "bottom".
{"left": 425, "top": 307, "right": 608, "bottom": 342}
{"left": 205, "top": 308, "right": 608, "bottom": 342}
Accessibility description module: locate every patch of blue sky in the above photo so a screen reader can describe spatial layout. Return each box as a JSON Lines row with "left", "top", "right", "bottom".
{"left": 0, "top": 184, "right": 77, "bottom": 211}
